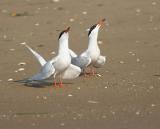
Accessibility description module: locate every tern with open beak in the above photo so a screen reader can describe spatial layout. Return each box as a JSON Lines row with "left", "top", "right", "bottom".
{"left": 25, "top": 27, "right": 81, "bottom": 87}
{"left": 69, "top": 18, "right": 106, "bottom": 75}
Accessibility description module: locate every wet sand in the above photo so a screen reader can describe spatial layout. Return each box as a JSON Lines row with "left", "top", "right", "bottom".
{"left": 0, "top": 0, "right": 160, "bottom": 129}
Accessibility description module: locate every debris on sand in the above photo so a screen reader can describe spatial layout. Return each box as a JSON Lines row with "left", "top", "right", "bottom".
{"left": 18, "top": 68, "right": 25, "bottom": 71}
{"left": 8, "top": 78, "right": 13, "bottom": 82}
{"left": 151, "top": 104, "right": 156, "bottom": 107}
{"left": 77, "top": 87, "right": 81, "bottom": 90}
{"left": 42, "top": 96, "right": 47, "bottom": 100}
{"left": 69, "top": 18, "right": 75, "bottom": 22}
{"left": 18, "top": 62, "right": 26, "bottom": 66}
{"left": 82, "top": 11, "right": 87, "bottom": 15}
{"left": 136, "top": 8, "right": 141, "bottom": 13}
{"left": 96, "top": 74, "right": 102, "bottom": 77}
{"left": 20, "top": 42, "right": 26, "bottom": 45}
{"left": 152, "top": 2, "right": 157, "bottom": 5}
{"left": 135, "top": 111, "right": 140, "bottom": 115}
{"left": 119, "top": 61, "right": 124, "bottom": 64}
{"left": 50, "top": 51, "right": 56, "bottom": 55}
{"left": 68, "top": 94, "right": 73, "bottom": 97}
{"left": 52, "top": 0, "right": 60, "bottom": 3}
{"left": 35, "top": 23, "right": 40, "bottom": 26}
{"left": 88, "top": 100, "right": 99, "bottom": 104}
{"left": 60, "top": 123, "right": 65, "bottom": 126}
{"left": 36, "top": 96, "right": 40, "bottom": 99}
{"left": 9, "top": 48, "right": 15, "bottom": 51}
{"left": 10, "top": 12, "right": 30, "bottom": 17}
{"left": 136, "top": 58, "right": 140, "bottom": 62}
{"left": 98, "top": 40, "right": 103, "bottom": 45}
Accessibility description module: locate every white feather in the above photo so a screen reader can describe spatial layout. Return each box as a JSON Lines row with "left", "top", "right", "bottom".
{"left": 62, "top": 64, "right": 81, "bottom": 79}
{"left": 93, "top": 56, "right": 106, "bottom": 68}
{"left": 25, "top": 44, "right": 46, "bottom": 66}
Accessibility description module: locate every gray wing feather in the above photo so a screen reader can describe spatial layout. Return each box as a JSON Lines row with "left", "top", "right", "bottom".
{"left": 25, "top": 44, "right": 47, "bottom": 66}
{"left": 71, "top": 56, "right": 91, "bottom": 69}
{"left": 29, "top": 62, "right": 55, "bottom": 81}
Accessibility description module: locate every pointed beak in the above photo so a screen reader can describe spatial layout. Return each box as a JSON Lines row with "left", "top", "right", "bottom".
{"left": 65, "top": 27, "right": 70, "bottom": 33}
{"left": 97, "top": 18, "right": 106, "bottom": 27}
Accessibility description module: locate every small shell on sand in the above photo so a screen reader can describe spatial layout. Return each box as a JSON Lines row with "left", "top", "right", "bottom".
{"left": 18, "top": 68, "right": 25, "bottom": 71}
{"left": 35, "top": 23, "right": 40, "bottom": 26}
{"left": 136, "top": 8, "right": 141, "bottom": 13}
{"left": 20, "top": 42, "right": 26, "bottom": 45}
{"left": 9, "top": 48, "right": 15, "bottom": 51}
{"left": 151, "top": 104, "right": 156, "bottom": 107}
{"left": 8, "top": 78, "right": 13, "bottom": 81}
{"left": 98, "top": 40, "right": 103, "bottom": 44}
{"left": 82, "top": 11, "right": 87, "bottom": 15}
{"left": 120, "top": 61, "right": 124, "bottom": 64}
{"left": 97, "top": 74, "right": 102, "bottom": 77}
{"left": 68, "top": 94, "right": 73, "bottom": 97}
{"left": 42, "top": 96, "right": 47, "bottom": 100}
{"left": 152, "top": 2, "right": 157, "bottom": 5}
{"left": 69, "top": 18, "right": 75, "bottom": 22}
{"left": 136, "top": 58, "right": 140, "bottom": 62}
{"left": 52, "top": 0, "right": 60, "bottom": 2}
{"left": 18, "top": 62, "right": 26, "bottom": 66}
{"left": 50, "top": 51, "right": 56, "bottom": 55}
{"left": 86, "top": 28, "right": 90, "bottom": 31}
{"left": 88, "top": 100, "right": 98, "bottom": 104}
{"left": 77, "top": 87, "right": 81, "bottom": 90}
{"left": 136, "top": 111, "right": 140, "bottom": 115}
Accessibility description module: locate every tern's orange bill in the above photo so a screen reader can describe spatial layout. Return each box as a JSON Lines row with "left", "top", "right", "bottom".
{"left": 65, "top": 27, "right": 70, "bottom": 32}
{"left": 97, "top": 18, "right": 106, "bottom": 26}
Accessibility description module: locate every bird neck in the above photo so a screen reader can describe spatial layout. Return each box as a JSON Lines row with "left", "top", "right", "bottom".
{"left": 58, "top": 39, "right": 69, "bottom": 54}
{"left": 88, "top": 33, "right": 99, "bottom": 50}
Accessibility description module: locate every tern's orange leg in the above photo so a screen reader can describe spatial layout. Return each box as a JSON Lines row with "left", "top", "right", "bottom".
{"left": 86, "top": 67, "right": 96, "bottom": 76}
{"left": 53, "top": 79, "right": 58, "bottom": 87}
{"left": 58, "top": 76, "right": 64, "bottom": 88}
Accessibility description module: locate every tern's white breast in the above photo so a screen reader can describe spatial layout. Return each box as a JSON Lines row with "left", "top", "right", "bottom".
{"left": 53, "top": 53, "right": 71, "bottom": 73}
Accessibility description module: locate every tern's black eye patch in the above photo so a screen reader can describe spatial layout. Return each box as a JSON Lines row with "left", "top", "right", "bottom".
{"left": 58, "top": 30, "right": 65, "bottom": 39}
{"left": 88, "top": 24, "right": 97, "bottom": 36}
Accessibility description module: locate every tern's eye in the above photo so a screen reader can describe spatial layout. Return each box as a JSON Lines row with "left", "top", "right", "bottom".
{"left": 58, "top": 31, "right": 65, "bottom": 39}
{"left": 88, "top": 24, "right": 97, "bottom": 36}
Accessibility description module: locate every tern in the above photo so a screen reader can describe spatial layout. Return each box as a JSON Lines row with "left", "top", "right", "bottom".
{"left": 25, "top": 27, "right": 81, "bottom": 87}
{"left": 70, "top": 19, "right": 106, "bottom": 75}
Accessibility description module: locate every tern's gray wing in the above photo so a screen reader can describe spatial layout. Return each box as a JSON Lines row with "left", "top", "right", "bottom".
{"left": 93, "top": 55, "right": 106, "bottom": 68}
{"left": 71, "top": 56, "right": 91, "bottom": 69}
{"left": 25, "top": 44, "right": 47, "bottom": 66}
{"left": 29, "top": 61, "right": 55, "bottom": 81}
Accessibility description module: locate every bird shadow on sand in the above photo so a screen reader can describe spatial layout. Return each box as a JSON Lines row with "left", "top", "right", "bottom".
{"left": 14, "top": 78, "right": 73, "bottom": 88}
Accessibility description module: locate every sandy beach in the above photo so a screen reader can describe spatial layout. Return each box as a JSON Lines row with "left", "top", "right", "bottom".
{"left": 0, "top": 0, "right": 160, "bottom": 129}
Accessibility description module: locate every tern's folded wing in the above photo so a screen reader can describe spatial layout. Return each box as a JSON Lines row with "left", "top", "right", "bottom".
{"left": 29, "top": 62, "right": 55, "bottom": 81}
{"left": 71, "top": 56, "right": 91, "bottom": 69}
{"left": 61, "top": 64, "right": 81, "bottom": 79}
{"left": 25, "top": 44, "right": 47, "bottom": 66}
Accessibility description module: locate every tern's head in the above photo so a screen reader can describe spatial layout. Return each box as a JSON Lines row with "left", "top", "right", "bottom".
{"left": 58, "top": 27, "right": 70, "bottom": 41}
{"left": 88, "top": 18, "right": 106, "bottom": 37}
